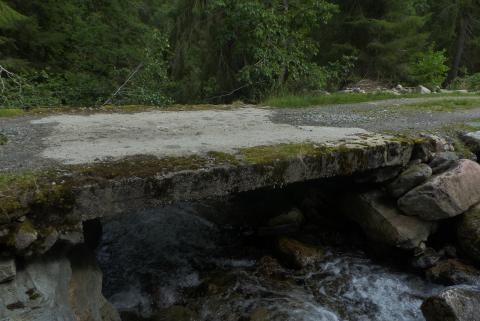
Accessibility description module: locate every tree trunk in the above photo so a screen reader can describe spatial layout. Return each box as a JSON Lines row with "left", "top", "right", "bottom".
{"left": 445, "top": 14, "right": 468, "bottom": 85}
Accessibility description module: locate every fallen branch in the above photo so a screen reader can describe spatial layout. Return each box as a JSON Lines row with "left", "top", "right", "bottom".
{"left": 103, "top": 63, "right": 143, "bottom": 106}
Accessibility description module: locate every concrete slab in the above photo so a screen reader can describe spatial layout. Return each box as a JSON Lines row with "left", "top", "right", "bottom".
{"left": 30, "top": 107, "right": 369, "bottom": 164}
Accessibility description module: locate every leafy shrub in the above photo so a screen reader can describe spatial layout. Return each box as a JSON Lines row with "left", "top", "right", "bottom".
{"left": 409, "top": 48, "right": 449, "bottom": 88}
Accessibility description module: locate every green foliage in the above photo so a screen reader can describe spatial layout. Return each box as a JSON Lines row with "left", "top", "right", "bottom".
{"left": 0, "top": 1, "right": 25, "bottom": 29}
{"left": 0, "top": 0, "right": 478, "bottom": 107}
{"left": 403, "top": 98, "right": 480, "bottom": 112}
{"left": 450, "top": 73, "right": 480, "bottom": 91}
{"left": 410, "top": 48, "right": 449, "bottom": 88}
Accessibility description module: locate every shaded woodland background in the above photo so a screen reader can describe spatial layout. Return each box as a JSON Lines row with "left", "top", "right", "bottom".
{"left": 0, "top": 0, "right": 479, "bottom": 107}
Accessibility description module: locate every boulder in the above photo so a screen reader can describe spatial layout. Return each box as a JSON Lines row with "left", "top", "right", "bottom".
{"left": 457, "top": 203, "right": 480, "bottom": 264}
{"left": 417, "top": 85, "right": 432, "bottom": 94}
{"left": 426, "top": 259, "right": 480, "bottom": 286}
{"left": 13, "top": 222, "right": 38, "bottom": 251}
{"left": 0, "top": 246, "right": 119, "bottom": 321}
{"left": 398, "top": 160, "right": 480, "bottom": 220}
{"left": 421, "top": 286, "right": 480, "bottom": 321}
{"left": 411, "top": 247, "right": 441, "bottom": 269}
{"left": 0, "top": 259, "right": 15, "bottom": 283}
{"left": 152, "top": 306, "right": 196, "bottom": 321}
{"left": 342, "top": 190, "right": 435, "bottom": 249}
{"left": 388, "top": 163, "right": 432, "bottom": 198}
{"left": 275, "top": 237, "right": 324, "bottom": 269}
{"left": 429, "top": 152, "right": 459, "bottom": 174}
{"left": 460, "top": 131, "right": 480, "bottom": 154}
{"left": 268, "top": 208, "right": 304, "bottom": 226}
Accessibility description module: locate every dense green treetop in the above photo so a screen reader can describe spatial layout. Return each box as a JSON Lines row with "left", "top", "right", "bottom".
{"left": 0, "top": 0, "right": 479, "bottom": 107}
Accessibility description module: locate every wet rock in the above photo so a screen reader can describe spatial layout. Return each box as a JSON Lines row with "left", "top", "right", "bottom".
{"left": 268, "top": 208, "right": 304, "bottom": 227}
{"left": 249, "top": 307, "right": 274, "bottom": 321}
{"left": 39, "top": 228, "right": 59, "bottom": 254}
{"left": 421, "top": 286, "right": 480, "bottom": 321}
{"left": 14, "top": 221, "right": 38, "bottom": 251}
{"left": 342, "top": 190, "right": 436, "bottom": 249}
{"left": 257, "top": 256, "right": 286, "bottom": 279}
{"left": 0, "top": 246, "right": 119, "bottom": 321}
{"left": 0, "top": 259, "right": 16, "bottom": 283}
{"left": 259, "top": 208, "right": 305, "bottom": 235}
{"left": 388, "top": 163, "right": 432, "bottom": 198}
{"left": 398, "top": 160, "right": 480, "bottom": 220}
{"left": 429, "top": 152, "right": 459, "bottom": 174}
{"left": 411, "top": 247, "right": 441, "bottom": 269}
{"left": 426, "top": 259, "right": 480, "bottom": 286}
{"left": 457, "top": 203, "right": 480, "bottom": 264}
{"left": 152, "top": 306, "right": 196, "bottom": 321}
{"left": 438, "top": 245, "right": 458, "bottom": 258}
{"left": 275, "top": 237, "right": 324, "bottom": 269}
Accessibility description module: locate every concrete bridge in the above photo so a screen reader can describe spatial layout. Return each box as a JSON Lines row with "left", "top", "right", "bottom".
{"left": 2, "top": 97, "right": 480, "bottom": 321}
{"left": 2, "top": 99, "right": 479, "bottom": 256}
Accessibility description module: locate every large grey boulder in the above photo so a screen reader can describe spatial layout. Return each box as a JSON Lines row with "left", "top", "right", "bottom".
{"left": 388, "top": 163, "right": 432, "bottom": 198}
{"left": 398, "top": 160, "right": 480, "bottom": 220}
{"left": 421, "top": 286, "right": 480, "bottom": 321}
{"left": 417, "top": 85, "right": 432, "bottom": 94}
{"left": 0, "top": 247, "right": 120, "bottom": 321}
{"left": 342, "top": 190, "right": 436, "bottom": 249}
{"left": 457, "top": 203, "right": 480, "bottom": 264}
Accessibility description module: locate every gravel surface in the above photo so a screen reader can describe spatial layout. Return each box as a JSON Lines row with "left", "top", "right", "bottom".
{"left": 271, "top": 96, "right": 480, "bottom": 134}
{"left": 2, "top": 96, "right": 480, "bottom": 171}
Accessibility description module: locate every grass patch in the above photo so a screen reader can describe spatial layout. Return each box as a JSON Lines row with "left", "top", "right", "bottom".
{"left": 263, "top": 92, "right": 480, "bottom": 108}
{"left": 0, "top": 108, "right": 26, "bottom": 118}
{"left": 0, "top": 134, "right": 7, "bottom": 145}
{"left": 240, "top": 143, "right": 323, "bottom": 164}
{"left": 403, "top": 99, "right": 480, "bottom": 112}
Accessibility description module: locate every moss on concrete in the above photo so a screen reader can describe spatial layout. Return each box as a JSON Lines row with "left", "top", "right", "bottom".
{"left": 239, "top": 143, "right": 325, "bottom": 164}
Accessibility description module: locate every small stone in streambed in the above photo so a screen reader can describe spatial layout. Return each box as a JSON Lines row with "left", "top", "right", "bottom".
{"left": 151, "top": 306, "right": 196, "bottom": 321}
{"left": 275, "top": 237, "right": 324, "bottom": 269}
{"left": 421, "top": 286, "right": 480, "bottom": 321}
{"left": 426, "top": 259, "right": 480, "bottom": 286}
{"left": 388, "top": 163, "right": 432, "bottom": 198}
{"left": 248, "top": 307, "right": 274, "bottom": 321}
{"left": 411, "top": 247, "right": 441, "bottom": 270}
{"left": 257, "top": 256, "right": 287, "bottom": 280}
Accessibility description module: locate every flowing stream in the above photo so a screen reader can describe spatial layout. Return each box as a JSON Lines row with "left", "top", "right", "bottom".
{"left": 97, "top": 202, "right": 443, "bottom": 321}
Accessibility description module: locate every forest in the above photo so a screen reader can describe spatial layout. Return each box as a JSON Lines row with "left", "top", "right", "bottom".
{"left": 0, "top": 0, "right": 480, "bottom": 107}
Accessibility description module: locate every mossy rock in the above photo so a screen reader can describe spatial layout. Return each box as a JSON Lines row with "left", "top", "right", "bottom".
{"left": 457, "top": 204, "right": 480, "bottom": 264}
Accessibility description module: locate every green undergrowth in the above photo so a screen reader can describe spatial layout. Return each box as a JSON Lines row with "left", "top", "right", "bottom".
{"left": 263, "top": 92, "right": 480, "bottom": 108}
{"left": 0, "top": 134, "right": 7, "bottom": 145}
{"left": 402, "top": 99, "right": 480, "bottom": 112}
{"left": 0, "top": 103, "right": 240, "bottom": 118}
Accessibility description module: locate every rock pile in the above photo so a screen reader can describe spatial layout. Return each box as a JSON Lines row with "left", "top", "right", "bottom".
{"left": 335, "top": 144, "right": 480, "bottom": 321}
